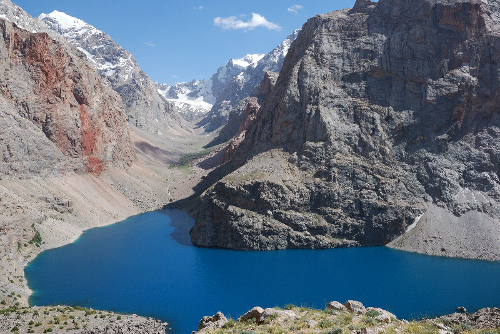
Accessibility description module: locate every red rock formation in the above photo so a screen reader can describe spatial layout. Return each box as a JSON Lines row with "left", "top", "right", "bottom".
{"left": 0, "top": 19, "right": 134, "bottom": 175}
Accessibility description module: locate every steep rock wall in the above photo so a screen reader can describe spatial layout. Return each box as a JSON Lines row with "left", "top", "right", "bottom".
{"left": 0, "top": 19, "right": 134, "bottom": 176}
{"left": 190, "top": 0, "right": 500, "bottom": 259}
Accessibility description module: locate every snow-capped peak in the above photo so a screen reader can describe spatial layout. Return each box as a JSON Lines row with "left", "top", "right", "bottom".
{"left": 232, "top": 54, "right": 265, "bottom": 68}
{"left": 38, "top": 10, "right": 100, "bottom": 36}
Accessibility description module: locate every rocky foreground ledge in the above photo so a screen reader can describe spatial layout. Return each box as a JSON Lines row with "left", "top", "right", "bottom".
{"left": 195, "top": 300, "right": 500, "bottom": 334}
{"left": 0, "top": 305, "right": 167, "bottom": 334}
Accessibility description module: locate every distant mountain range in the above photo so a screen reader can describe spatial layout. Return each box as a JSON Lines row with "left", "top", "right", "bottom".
{"left": 155, "top": 54, "right": 265, "bottom": 122}
{"left": 200, "top": 29, "right": 300, "bottom": 131}
{"left": 35, "top": 7, "right": 300, "bottom": 130}
{"left": 156, "top": 31, "right": 300, "bottom": 126}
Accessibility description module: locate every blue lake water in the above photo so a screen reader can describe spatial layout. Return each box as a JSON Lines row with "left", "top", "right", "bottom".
{"left": 25, "top": 209, "right": 500, "bottom": 334}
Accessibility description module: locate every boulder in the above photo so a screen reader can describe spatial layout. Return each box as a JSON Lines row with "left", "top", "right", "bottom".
{"left": 239, "top": 307, "right": 264, "bottom": 323}
{"left": 259, "top": 308, "right": 297, "bottom": 324}
{"left": 329, "top": 301, "right": 348, "bottom": 311}
{"left": 344, "top": 300, "right": 366, "bottom": 314}
{"left": 366, "top": 307, "right": 397, "bottom": 323}
{"left": 197, "top": 312, "right": 228, "bottom": 331}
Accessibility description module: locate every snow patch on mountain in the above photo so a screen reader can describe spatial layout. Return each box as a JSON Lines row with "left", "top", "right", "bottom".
{"left": 232, "top": 54, "right": 265, "bottom": 68}
{"left": 154, "top": 53, "right": 265, "bottom": 121}
{"left": 200, "top": 28, "right": 301, "bottom": 131}
{"left": 39, "top": 10, "right": 88, "bottom": 31}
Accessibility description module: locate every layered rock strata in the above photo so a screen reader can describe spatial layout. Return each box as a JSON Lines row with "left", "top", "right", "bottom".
{"left": 191, "top": 0, "right": 500, "bottom": 258}
{"left": 0, "top": 19, "right": 134, "bottom": 176}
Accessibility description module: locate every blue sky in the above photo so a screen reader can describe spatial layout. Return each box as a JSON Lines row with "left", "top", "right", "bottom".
{"left": 14, "top": 0, "right": 355, "bottom": 85}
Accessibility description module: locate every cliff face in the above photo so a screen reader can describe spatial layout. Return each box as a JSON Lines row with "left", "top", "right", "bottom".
{"left": 0, "top": 19, "right": 134, "bottom": 176}
{"left": 39, "top": 11, "right": 180, "bottom": 134}
{"left": 190, "top": 0, "right": 500, "bottom": 258}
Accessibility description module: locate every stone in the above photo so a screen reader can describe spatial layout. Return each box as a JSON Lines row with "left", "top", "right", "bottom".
{"left": 366, "top": 307, "right": 397, "bottom": 323}
{"left": 306, "top": 320, "right": 318, "bottom": 328}
{"left": 329, "top": 301, "right": 348, "bottom": 311}
{"left": 197, "top": 312, "right": 228, "bottom": 331}
{"left": 344, "top": 300, "right": 366, "bottom": 314}
{"left": 259, "top": 308, "right": 297, "bottom": 324}
{"left": 239, "top": 306, "right": 264, "bottom": 323}
{"left": 456, "top": 307, "right": 467, "bottom": 313}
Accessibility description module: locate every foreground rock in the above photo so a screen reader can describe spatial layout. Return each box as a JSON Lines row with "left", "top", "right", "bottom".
{"left": 191, "top": 0, "right": 500, "bottom": 260}
{"left": 0, "top": 305, "right": 167, "bottom": 334}
{"left": 195, "top": 302, "right": 500, "bottom": 334}
{"left": 439, "top": 308, "right": 500, "bottom": 329}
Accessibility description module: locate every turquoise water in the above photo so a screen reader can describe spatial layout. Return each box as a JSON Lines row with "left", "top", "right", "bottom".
{"left": 25, "top": 209, "right": 500, "bottom": 334}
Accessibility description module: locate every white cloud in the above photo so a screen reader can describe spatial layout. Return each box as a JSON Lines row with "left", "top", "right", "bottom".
{"left": 172, "top": 75, "right": 178, "bottom": 78}
{"left": 214, "top": 13, "right": 281, "bottom": 31}
{"left": 288, "top": 5, "right": 303, "bottom": 14}
{"left": 145, "top": 41, "right": 155, "bottom": 47}
{"left": 195, "top": 6, "right": 204, "bottom": 10}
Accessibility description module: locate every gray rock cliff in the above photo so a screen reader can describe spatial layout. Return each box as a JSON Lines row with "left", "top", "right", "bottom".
{"left": 190, "top": 0, "right": 500, "bottom": 259}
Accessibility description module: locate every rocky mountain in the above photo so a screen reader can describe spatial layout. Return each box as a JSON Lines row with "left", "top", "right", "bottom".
{"left": 219, "top": 71, "right": 279, "bottom": 158}
{"left": 190, "top": 0, "right": 500, "bottom": 260}
{"left": 156, "top": 54, "right": 264, "bottom": 122}
{"left": 200, "top": 29, "right": 300, "bottom": 132}
{"left": 0, "top": 16, "right": 134, "bottom": 176}
{"left": 39, "top": 10, "right": 180, "bottom": 134}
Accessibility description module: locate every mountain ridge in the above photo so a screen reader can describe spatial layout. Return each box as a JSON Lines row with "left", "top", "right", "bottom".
{"left": 38, "top": 10, "right": 181, "bottom": 134}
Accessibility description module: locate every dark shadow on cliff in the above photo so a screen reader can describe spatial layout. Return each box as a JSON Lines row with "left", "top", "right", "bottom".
{"left": 157, "top": 207, "right": 195, "bottom": 247}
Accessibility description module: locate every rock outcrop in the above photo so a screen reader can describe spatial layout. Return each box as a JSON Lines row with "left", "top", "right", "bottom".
{"left": 221, "top": 72, "right": 279, "bottom": 163}
{"left": 39, "top": 10, "right": 180, "bottom": 134}
{"left": 440, "top": 307, "right": 500, "bottom": 329}
{"left": 0, "top": 18, "right": 134, "bottom": 176}
{"left": 190, "top": 0, "right": 500, "bottom": 259}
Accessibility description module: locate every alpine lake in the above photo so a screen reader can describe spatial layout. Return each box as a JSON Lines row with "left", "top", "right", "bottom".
{"left": 25, "top": 209, "right": 500, "bottom": 334}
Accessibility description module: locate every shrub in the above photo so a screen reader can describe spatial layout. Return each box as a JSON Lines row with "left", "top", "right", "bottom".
{"left": 328, "top": 328, "right": 343, "bottom": 334}
{"left": 452, "top": 323, "right": 473, "bottom": 333}
{"left": 366, "top": 310, "right": 381, "bottom": 318}
{"left": 239, "top": 331, "right": 258, "bottom": 334}
{"left": 223, "top": 319, "right": 235, "bottom": 328}
{"left": 363, "top": 316, "right": 377, "bottom": 327}
{"left": 334, "top": 313, "right": 353, "bottom": 326}
{"left": 285, "top": 304, "right": 295, "bottom": 310}
{"left": 117, "top": 316, "right": 121, "bottom": 320}
{"left": 318, "top": 319, "right": 334, "bottom": 329}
